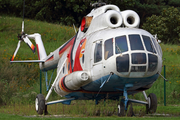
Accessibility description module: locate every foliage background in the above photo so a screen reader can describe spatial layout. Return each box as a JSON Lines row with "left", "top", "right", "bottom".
{"left": 0, "top": 0, "right": 180, "bottom": 115}
{"left": 0, "top": 0, "right": 180, "bottom": 26}
{"left": 142, "top": 7, "right": 180, "bottom": 44}
{"left": 1, "top": 0, "right": 180, "bottom": 43}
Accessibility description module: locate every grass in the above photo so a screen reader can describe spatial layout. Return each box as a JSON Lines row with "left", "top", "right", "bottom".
{"left": 0, "top": 15, "right": 76, "bottom": 104}
{"left": 0, "top": 15, "right": 180, "bottom": 117}
{"left": 0, "top": 15, "right": 76, "bottom": 57}
{"left": 0, "top": 101, "right": 180, "bottom": 117}
{"left": 0, "top": 112, "right": 180, "bottom": 120}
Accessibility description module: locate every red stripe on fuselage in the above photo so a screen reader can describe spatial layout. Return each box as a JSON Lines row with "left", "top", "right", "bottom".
{"left": 60, "top": 76, "right": 73, "bottom": 92}
{"left": 36, "top": 44, "right": 40, "bottom": 60}
{"left": 73, "top": 38, "right": 86, "bottom": 71}
{"left": 45, "top": 55, "right": 54, "bottom": 62}
{"left": 59, "top": 37, "right": 76, "bottom": 73}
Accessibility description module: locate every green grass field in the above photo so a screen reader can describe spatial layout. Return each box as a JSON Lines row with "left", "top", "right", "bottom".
{"left": 0, "top": 112, "right": 180, "bottom": 120}
{"left": 0, "top": 15, "right": 180, "bottom": 118}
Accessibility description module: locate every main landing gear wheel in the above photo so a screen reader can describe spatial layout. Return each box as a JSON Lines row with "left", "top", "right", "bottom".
{"left": 35, "top": 94, "right": 46, "bottom": 115}
{"left": 146, "top": 93, "right": 157, "bottom": 114}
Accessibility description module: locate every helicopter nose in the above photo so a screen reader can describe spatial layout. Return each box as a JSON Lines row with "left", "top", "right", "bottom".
{"left": 116, "top": 52, "right": 158, "bottom": 77}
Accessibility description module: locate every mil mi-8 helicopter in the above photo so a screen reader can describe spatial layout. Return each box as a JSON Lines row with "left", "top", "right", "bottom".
{"left": 10, "top": 1, "right": 164, "bottom": 116}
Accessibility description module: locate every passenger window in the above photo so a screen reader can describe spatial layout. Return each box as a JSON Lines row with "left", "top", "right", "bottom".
{"left": 129, "top": 35, "right": 144, "bottom": 50}
{"left": 104, "top": 38, "right": 113, "bottom": 60}
{"left": 82, "top": 54, "right": 84, "bottom": 64}
{"left": 115, "top": 36, "right": 128, "bottom": 54}
{"left": 94, "top": 41, "right": 102, "bottom": 63}
{"left": 142, "top": 35, "right": 156, "bottom": 53}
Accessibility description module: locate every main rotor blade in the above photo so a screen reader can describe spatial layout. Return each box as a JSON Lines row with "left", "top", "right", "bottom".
{"left": 22, "top": 21, "right": 24, "bottom": 33}
{"left": 10, "top": 40, "right": 21, "bottom": 61}
{"left": 22, "top": 0, "right": 25, "bottom": 32}
{"left": 23, "top": 37, "right": 36, "bottom": 53}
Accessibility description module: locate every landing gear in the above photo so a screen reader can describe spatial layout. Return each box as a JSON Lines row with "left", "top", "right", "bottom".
{"left": 117, "top": 88, "right": 157, "bottom": 117}
{"left": 35, "top": 94, "right": 46, "bottom": 115}
{"left": 117, "top": 101, "right": 134, "bottom": 117}
{"left": 146, "top": 93, "right": 157, "bottom": 114}
{"left": 117, "top": 100, "right": 125, "bottom": 116}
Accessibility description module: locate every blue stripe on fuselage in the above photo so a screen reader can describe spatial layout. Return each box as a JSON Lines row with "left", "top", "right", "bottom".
{"left": 83, "top": 74, "right": 159, "bottom": 92}
{"left": 64, "top": 74, "right": 159, "bottom": 100}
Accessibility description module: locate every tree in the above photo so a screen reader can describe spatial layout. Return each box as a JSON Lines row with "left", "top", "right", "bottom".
{"left": 142, "top": 7, "right": 180, "bottom": 44}
{"left": 1, "top": 0, "right": 180, "bottom": 27}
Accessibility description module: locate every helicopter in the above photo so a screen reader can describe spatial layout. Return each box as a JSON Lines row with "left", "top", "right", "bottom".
{"left": 10, "top": 1, "right": 164, "bottom": 116}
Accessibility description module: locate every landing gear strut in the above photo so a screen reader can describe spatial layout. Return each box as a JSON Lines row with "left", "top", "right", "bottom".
{"left": 117, "top": 85, "right": 135, "bottom": 116}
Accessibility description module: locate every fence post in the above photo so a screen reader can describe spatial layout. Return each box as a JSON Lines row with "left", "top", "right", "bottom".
{"left": 164, "top": 65, "right": 166, "bottom": 106}
{"left": 40, "top": 70, "right": 42, "bottom": 94}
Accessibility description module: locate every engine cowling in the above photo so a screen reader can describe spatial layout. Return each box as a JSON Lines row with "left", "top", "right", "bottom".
{"left": 54, "top": 71, "right": 91, "bottom": 96}
{"left": 86, "top": 10, "right": 123, "bottom": 34}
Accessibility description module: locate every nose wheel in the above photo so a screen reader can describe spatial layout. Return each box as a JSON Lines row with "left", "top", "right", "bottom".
{"left": 117, "top": 100, "right": 125, "bottom": 116}
{"left": 117, "top": 100, "right": 134, "bottom": 117}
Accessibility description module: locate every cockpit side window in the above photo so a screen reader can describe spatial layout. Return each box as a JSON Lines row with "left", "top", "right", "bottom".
{"left": 104, "top": 38, "right": 113, "bottom": 60}
{"left": 115, "top": 36, "right": 128, "bottom": 54}
{"left": 129, "top": 35, "right": 144, "bottom": 50}
{"left": 94, "top": 41, "right": 102, "bottom": 63}
{"left": 142, "top": 35, "right": 156, "bottom": 54}
{"left": 151, "top": 38, "right": 161, "bottom": 55}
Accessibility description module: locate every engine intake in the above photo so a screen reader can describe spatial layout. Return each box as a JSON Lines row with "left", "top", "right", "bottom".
{"left": 121, "top": 10, "right": 140, "bottom": 28}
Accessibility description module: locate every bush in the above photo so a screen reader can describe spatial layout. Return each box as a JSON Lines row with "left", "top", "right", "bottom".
{"left": 142, "top": 7, "right": 180, "bottom": 44}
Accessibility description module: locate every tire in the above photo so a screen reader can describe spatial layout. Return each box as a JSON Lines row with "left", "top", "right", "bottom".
{"left": 126, "top": 102, "right": 135, "bottom": 117}
{"left": 146, "top": 93, "right": 157, "bottom": 114}
{"left": 35, "top": 94, "right": 45, "bottom": 115}
{"left": 118, "top": 101, "right": 134, "bottom": 117}
{"left": 117, "top": 100, "right": 125, "bottom": 116}
{"left": 44, "top": 105, "right": 48, "bottom": 115}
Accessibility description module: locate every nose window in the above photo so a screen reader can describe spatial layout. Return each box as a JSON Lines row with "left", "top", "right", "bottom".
{"left": 142, "top": 35, "right": 156, "bottom": 53}
{"left": 148, "top": 54, "right": 157, "bottom": 72}
{"left": 129, "top": 35, "right": 144, "bottom": 50}
{"left": 131, "top": 53, "right": 146, "bottom": 64}
{"left": 116, "top": 54, "right": 129, "bottom": 72}
{"left": 131, "top": 66, "right": 146, "bottom": 72}
{"left": 104, "top": 38, "right": 113, "bottom": 60}
{"left": 115, "top": 35, "right": 128, "bottom": 54}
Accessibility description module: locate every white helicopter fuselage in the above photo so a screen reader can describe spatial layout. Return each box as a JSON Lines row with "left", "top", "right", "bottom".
{"left": 37, "top": 28, "right": 162, "bottom": 98}
{"left": 11, "top": 4, "right": 162, "bottom": 101}
{"left": 31, "top": 4, "right": 163, "bottom": 99}
{"left": 10, "top": 3, "right": 163, "bottom": 114}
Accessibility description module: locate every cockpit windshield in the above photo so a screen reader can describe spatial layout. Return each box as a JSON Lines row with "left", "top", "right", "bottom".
{"left": 93, "top": 33, "right": 159, "bottom": 77}
{"left": 129, "top": 35, "right": 144, "bottom": 50}
{"left": 142, "top": 35, "right": 156, "bottom": 54}
{"left": 115, "top": 35, "right": 128, "bottom": 54}
{"left": 104, "top": 38, "right": 113, "bottom": 60}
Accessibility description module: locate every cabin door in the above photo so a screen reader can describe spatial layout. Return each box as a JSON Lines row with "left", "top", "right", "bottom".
{"left": 91, "top": 40, "right": 104, "bottom": 80}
